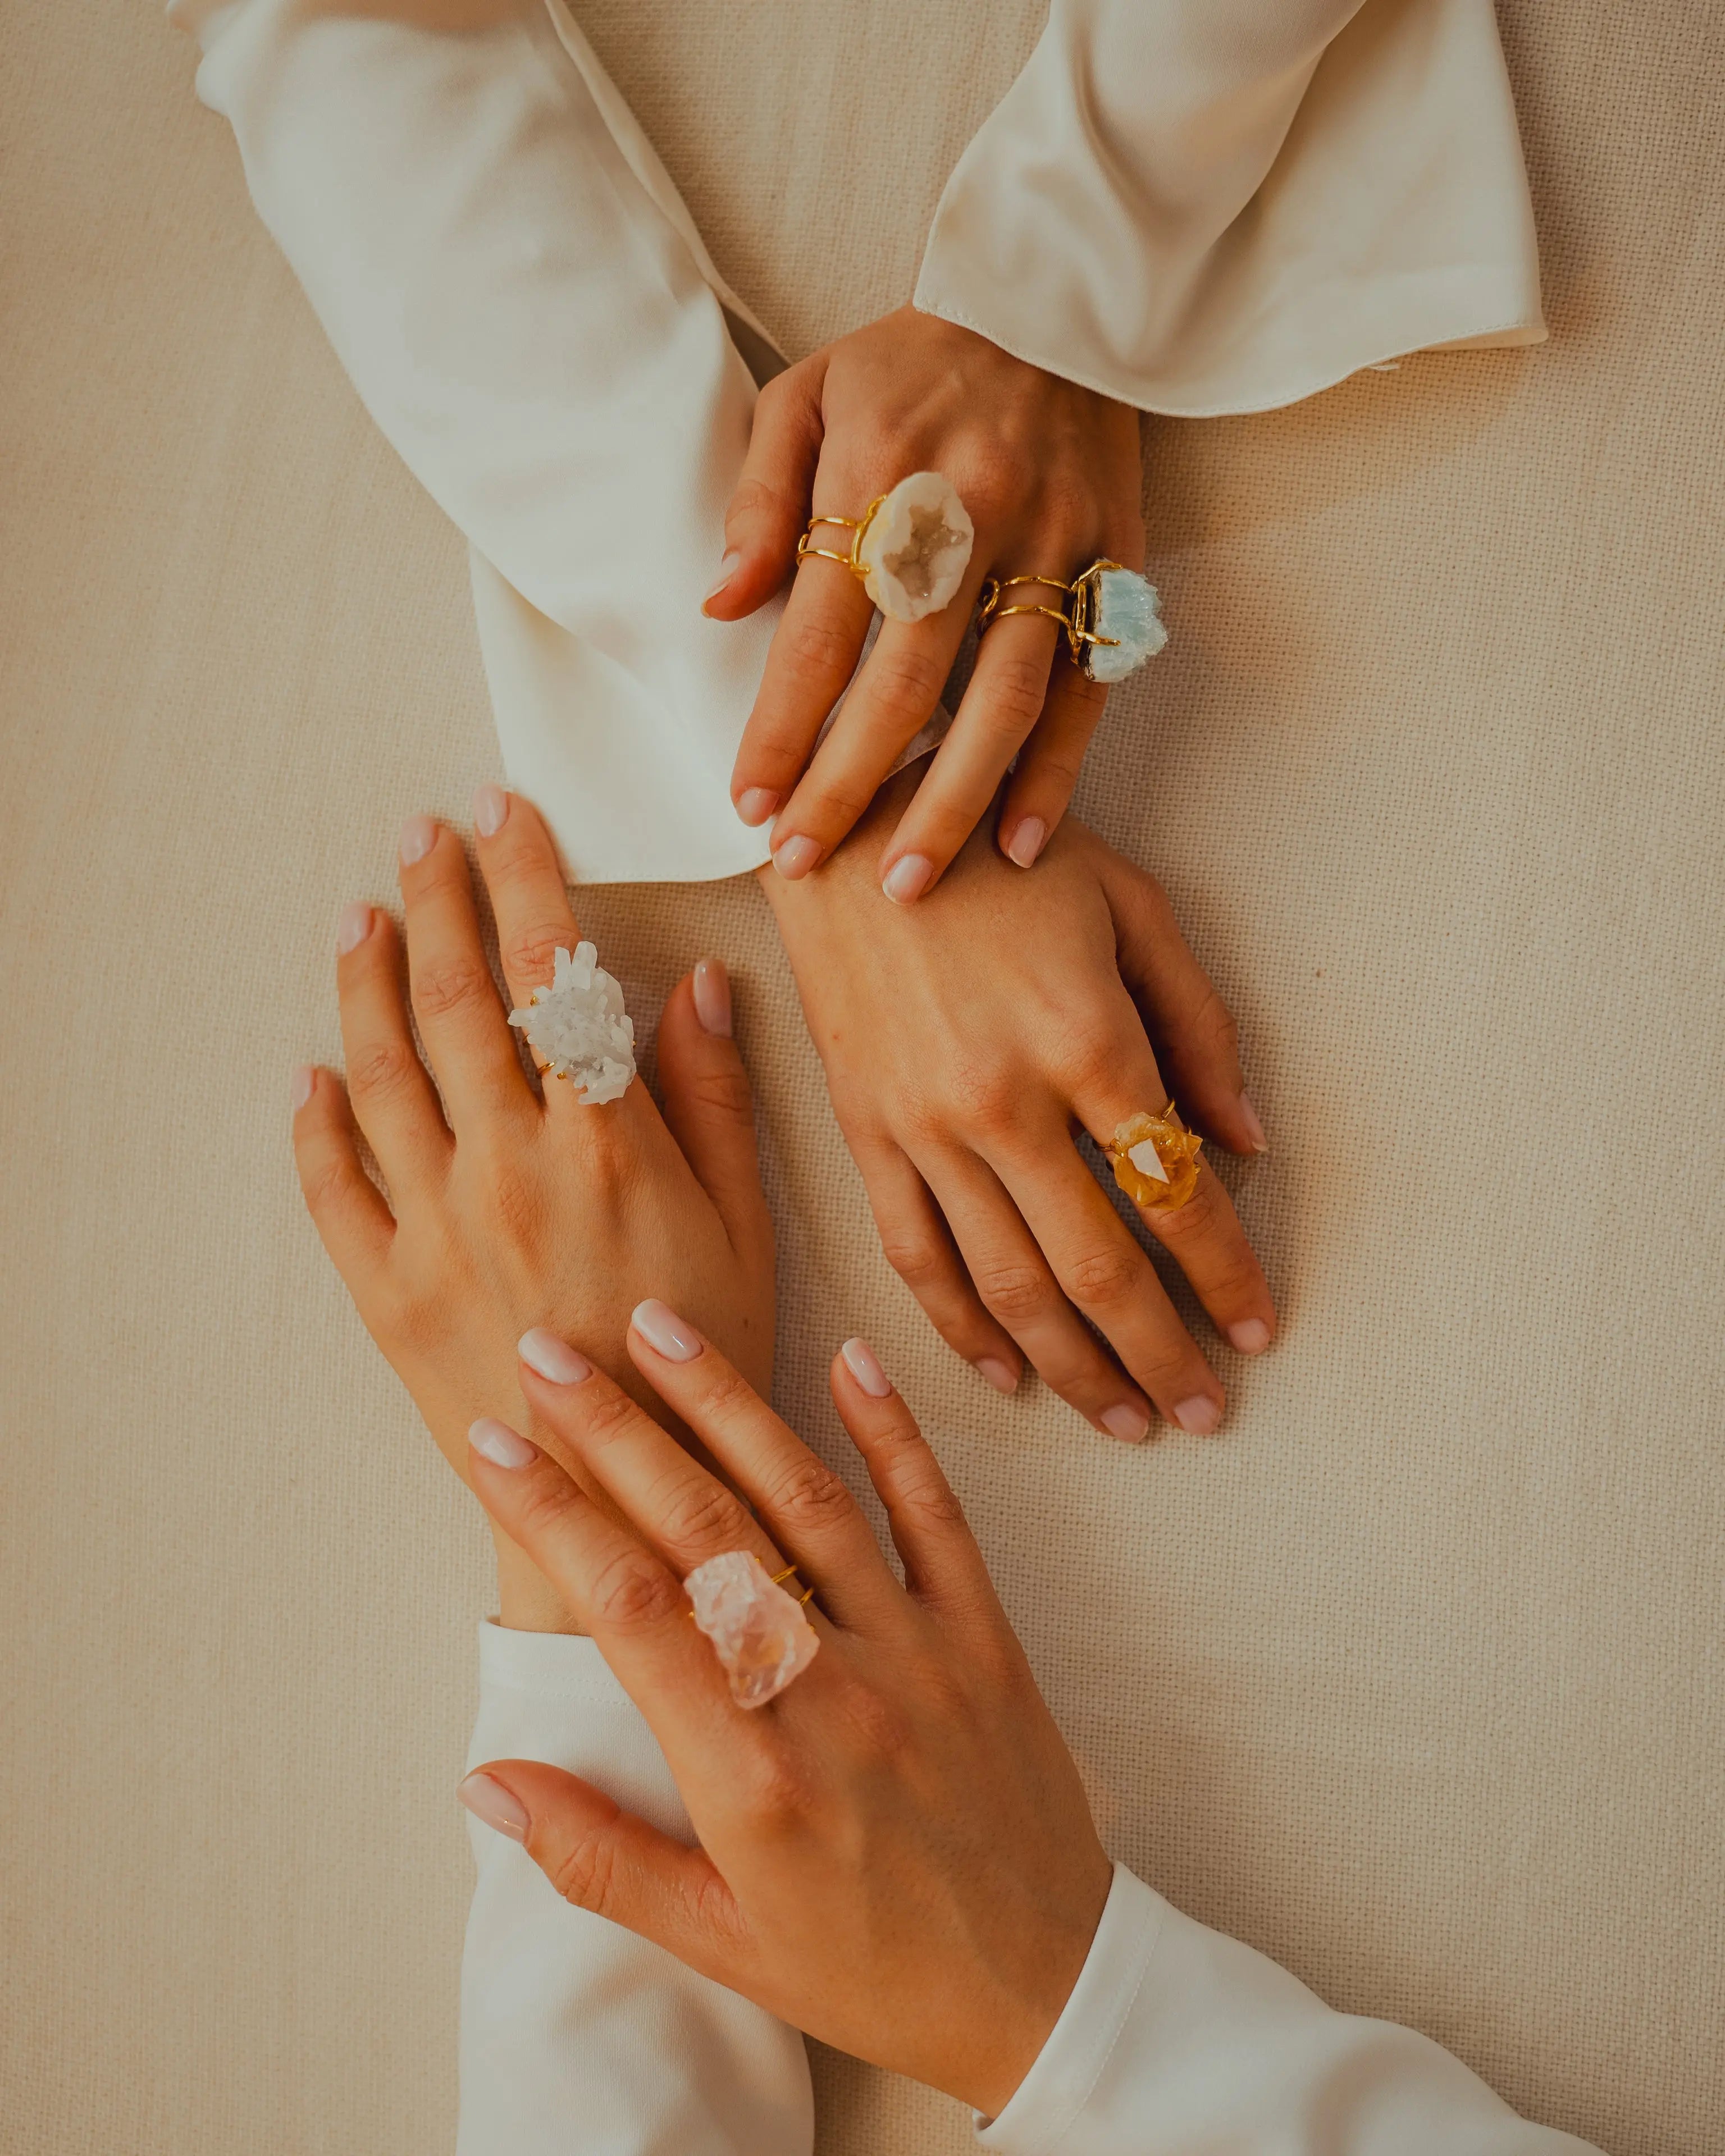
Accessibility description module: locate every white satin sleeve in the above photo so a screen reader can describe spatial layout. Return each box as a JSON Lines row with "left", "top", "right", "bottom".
{"left": 915, "top": 0, "right": 1545, "bottom": 417}
{"left": 978, "top": 1863, "right": 1600, "bottom": 2155}
{"left": 458, "top": 1620, "right": 812, "bottom": 2156}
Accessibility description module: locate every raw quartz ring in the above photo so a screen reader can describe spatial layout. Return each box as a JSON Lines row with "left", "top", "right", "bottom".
{"left": 979, "top": 558, "right": 1168, "bottom": 684}
{"left": 506, "top": 941, "right": 636, "bottom": 1105}
{"left": 1105, "top": 1103, "right": 1203, "bottom": 1213}
{"left": 797, "top": 471, "right": 974, "bottom": 624}
{"left": 686, "top": 1551, "right": 820, "bottom": 1709}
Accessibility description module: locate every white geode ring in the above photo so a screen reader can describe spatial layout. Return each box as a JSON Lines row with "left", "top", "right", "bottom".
{"left": 506, "top": 941, "right": 636, "bottom": 1106}
{"left": 800, "top": 471, "right": 974, "bottom": 625}
{"left": 1066, "top": 560, "right": 1169, "bottom": 684}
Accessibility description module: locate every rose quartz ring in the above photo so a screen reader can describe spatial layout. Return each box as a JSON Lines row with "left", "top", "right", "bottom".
{"left": 685, "top": 1551, "right": 820, "bottom": 1708}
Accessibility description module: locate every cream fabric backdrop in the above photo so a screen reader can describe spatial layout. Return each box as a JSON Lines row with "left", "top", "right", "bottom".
{"left": 2, "top": 4, "right": 1721, "bottom": 2152}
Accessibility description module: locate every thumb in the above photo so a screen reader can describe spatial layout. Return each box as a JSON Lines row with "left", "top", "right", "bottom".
{"left": 1096, "top": 849, "right": 1268, "bottom": 1157}
{"left": 655, "top": 962, "right": 775, "bottom": 1272}
{"left": 461, "top": 1761, "right": 743, "bottom": 1971}
{"left": 704, "top": 351, "right": 828, "bottom": 620}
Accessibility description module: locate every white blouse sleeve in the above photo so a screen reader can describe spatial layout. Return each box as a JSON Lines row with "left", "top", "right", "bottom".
{"left": 915, "top": 0, "right": 1545, "bottom": 417}
{"left": 978, "top": 1863, "right": 1601, "bottom": 2155}
{"left": 459, "top": 1621, "right": 812, "bottom": 2156}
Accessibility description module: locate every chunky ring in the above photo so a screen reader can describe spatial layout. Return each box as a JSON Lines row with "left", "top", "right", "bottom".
{"left": 1105, "top": 1102, "right": 1203, "bottom": 1213}
{"left": 684, "top": 1550, "right": 821, "bottom": 1709}
{"left": 980, "top": 558, "right": 1168, "bottom": 684}
{"left": 797, "top": 470, "right": 974, "bottom": 624}
{"left": 506, "top": 942, "right": 636, "bottom": 1106}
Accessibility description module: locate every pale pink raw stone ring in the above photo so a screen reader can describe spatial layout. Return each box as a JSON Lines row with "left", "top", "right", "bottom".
{"left": 685, "top": 1550, "right": 820, "bottom": 1709}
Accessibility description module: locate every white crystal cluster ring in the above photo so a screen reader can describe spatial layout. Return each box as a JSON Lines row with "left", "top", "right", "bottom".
{"left": 506, "top": 941, "right": 636, "bottom": 1106}
{"left": 685, "top": 1551, "right": 820, "bottom": 1709}
{"left": 980, "top": 558, "right": 1168, "bottom": 684}
{"left": 797, "top": 470, "right": 974, "bottom": 625}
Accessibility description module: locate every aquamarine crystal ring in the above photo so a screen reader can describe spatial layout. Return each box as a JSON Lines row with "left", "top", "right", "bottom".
{"left": 979, "top": 559, "right": 1168, "bottom": 684}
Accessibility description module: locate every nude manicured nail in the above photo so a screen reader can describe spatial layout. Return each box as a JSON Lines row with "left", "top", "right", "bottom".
{"left": 1099, "top": 1402, "right": 1152, "bottom": 1444}
{"left": 473, "top": 784, "right": 508, "bottom": 838}
{"left": 336, "top": 901, "right": 372, "bottom": 954}
{"left": 736, "top": 787, "right": 779, "bottom": 828}
{"left": 881, "top": 853, "right": 934, "bottom": 905}
{"left": 399, "top": 813, "right": 436, "bottom": 866}
{"left": 703, "top": 550, "right": 741, "bottom": 608}
{"left": 1228, "top": 1318, "right": 1271, "bottom": 1356}
{"left": 773, "top": 835, "right": 822, "bottom": 880}
{"left": 1004, "top": 817, "right": 1047, "bottom": 869}
{"left": 518, "top": 1328, "right": 593, "bottom": 1386}
{"left": 458, "top": 1771, "right": 530, "bottom": 1843}
{"left": 1173, "top": 1395, "right": 1223, "bottom": 1436}
{"left": 1238, "top": 1093, "right": 1269, "bottom": 1153}
{"left": 631, "top": 1299, "right": 703, "bottom": 1362}
{"left": 291, "top": 1065, "right": 315, "bottom": 1111}
{"left": 469, "top": 1417, "right": 539, "bottom": 1469}
{"left": 840, "top": 1336, "right": 893, "bottom": 1398}
{"left": 693, "top": 957, "right": 733, "bottom": 1038}
{"left": 976, "top": 1355, "right": 1020, "bottom": 1396}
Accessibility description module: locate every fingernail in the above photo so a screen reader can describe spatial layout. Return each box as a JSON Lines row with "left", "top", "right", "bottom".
{"left": 399, "top": 814, "right": 436, "bottom": 866}
{"left": 469, "top": 1417, "right": 539, "bottom": 1469}
{"left": 1228, "top": 1318, "right": 1271, "bottom": 1356}
{"left": 840, "top": 1336, "right": 893, "bottom": 1398}
{"left": 1238, "top": 1093, "right": 1269, "bottom": 1154}
{"left": 976, "top": 1355, "right": 1020, "bottom": 1396}
{"left": 1099, "top": 1402, "right": 1152, "bottom": 1444}
{"left": 703, "top": 549, "right": 741, "bottom": 608}
{"left": 631, "top": 1299, "right": 703, "bottom": 1362}
{"left": 458, "top": 1771, "right": 530, "bottom": 1843}
{"left": 692, "top": 957, "right": 733, "bottom": 1038}
{"left": 336, "top": 901, "right": 372, "bottom": 954}
{"left": 881, "top": 853, "right": 934, "bottom": 905}
{"left": 1004, "top": 817, "right": 1047, "bottom": 869}
{"left": 473, "top": 784, "right": 508, "bottom": 838}
{"left": 1173, "top": 1395, "right": 1223, "bottom": 1435}
{"left": 736, "top": 787, "right": 779, "bottom": 828}
{"left": 518, "top": 1328, "right": 593, "bottom": 1386}
{"left": 773, "top": 834, "right": 823, "bottom": 881}
{"left": 291, "top": 1065, "right": 315, "bottom": 1111}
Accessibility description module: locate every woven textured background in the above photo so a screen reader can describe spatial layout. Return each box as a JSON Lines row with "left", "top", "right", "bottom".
{"left": 2, "top": 2, "right": 1721, "bottom": 2151}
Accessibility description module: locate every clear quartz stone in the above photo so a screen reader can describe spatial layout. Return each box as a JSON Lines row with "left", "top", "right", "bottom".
{"left": 506, "top": 940, "right": 636, "bottom": 1104}
{"left": 857, "top": 471, "right": 974, "bottom": 623}
{"left": 685, "top": 1551, "right": 820, "bottom": 1708}
{"left": 1086, "top": 568, "right": 1168, "bottom": 683}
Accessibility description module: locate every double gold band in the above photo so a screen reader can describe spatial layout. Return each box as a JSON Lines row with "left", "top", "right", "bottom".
{"left": 770, "top": 1563, "right": 817, "bottom": 1607}
{"left": 978, "top": 560, "right": 1127, "bottom": 669}
{"left": 797, "top": 497, "right": 888, "bottom": 581}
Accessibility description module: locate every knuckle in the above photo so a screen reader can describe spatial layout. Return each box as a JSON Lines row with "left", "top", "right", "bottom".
{"left": 878, "top": 1227, "right": 950, "bottom": 1294}
{"left": 945, "top": 1061, "right": 1021, "bottom": 1140}
{"left": 971, "top": 1259, "right": 1056, "bottom": 1328}
{"left": 680, "top": 1061, "right": 753, "bottom": 1124}
{"left": 346, "top": 1038, "right": 422, "bottom": 1108}
{"left": 1060, "top": 1243, "right": 1146, "bottom": 1310}
{"left": 763, "top": 1454, "right": 854, "bottom": 1534}
{"left": 784, "top": 615, "right": 861, "bottom": 682}
{"left": 659, "top": 1474, "right": 752, "bottom": 1554}
{"left": 587, "top": 1546, "right": 682, "bottom": 1634}
{"left": 837, "top": 1683, "right": 911, "bottom": 1758}
{"left": 501, "top": 924, "right": 575, "bottom": 993}
{"left": 979, "top": 650, "right": 1051, "bottom": 730}
{"left": 1057, "top": 1026, "right": 1128, "bottom": 1103}
{"left": 299, "top": 1154, "right": 362, "bottom": 1219}
{"left": 413, "top": 956, "right": 494, "bottom": 1024}
{"left": 483, "top": 1162, "right": 546, "bottom": 1249}
{"left": 578, "top": 1383, "right": 647, "bottom": 1449}
{"left": 744, "top": 1750, "right": 815, "bottom": 1829}
{"left": 1191, "top": 984, "right": 1240, "bottom": 1058}
{"left": 549, "top": 1826, "right": 617, "bottom": 1914}
{"left": 864, "top": 645, "right": 947, "bottom": 721}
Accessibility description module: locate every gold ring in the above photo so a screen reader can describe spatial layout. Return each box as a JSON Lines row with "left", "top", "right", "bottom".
{"left": 1104, "top": 1101, "right": 1203, "bottom": 1213}
{"left": 979, "top": 558, "right": 1167, "bottom": 684}
{"left": 797, "top": 497, "right": 888, "bottom": 581}
{"left": 770, "top": 1562, "right": 817, "bottom": 1608}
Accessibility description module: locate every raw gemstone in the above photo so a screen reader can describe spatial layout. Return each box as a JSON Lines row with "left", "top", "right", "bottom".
{"left": 1108, "top": 1105, "right": 1202, "bottom": 1212}
{"left": 857, "top": 471, "right": 974, "bottom": 623}
{"left": 507, "top": 941, "right": 636, "bottom": 1104}
{"left": 685, "top": 1550, "right": 820, "bottom": 1709}
{"left": 1085, "top": 568, "right": 1167, "bottom": 683}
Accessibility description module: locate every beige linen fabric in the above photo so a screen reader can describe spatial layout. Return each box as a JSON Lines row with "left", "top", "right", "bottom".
{"left": 1, "top": 3, "right": 1721, "bottom": 2153}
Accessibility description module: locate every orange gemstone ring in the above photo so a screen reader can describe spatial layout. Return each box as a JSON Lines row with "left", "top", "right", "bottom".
{"left": 1105, "top": 1103, "right": 1203, "bottom": 1213}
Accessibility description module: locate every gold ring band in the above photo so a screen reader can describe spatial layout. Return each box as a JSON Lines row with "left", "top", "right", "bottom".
{"left": 797, "top": 498, "right": 888, "bottom": 582}
{"left": 979, "top": 560, "right": 1129, "bottom": 672}
{"left": 770, "top": 1563, "right": 817, "bottom": 1607}
{"left": 1103, "top": 1100, "right": 1203, "bottom": 1213}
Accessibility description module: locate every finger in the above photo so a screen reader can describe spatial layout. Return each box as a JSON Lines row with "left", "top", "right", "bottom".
{"left": 828, "top": 1341, "right": 1000, "bottom": 1630}
{"left": 333, "top": 901, "right": 449, "bottom": 1187}
{"left": 914, "top": 1144, "right": 1156, "bottom": 1444}
{"left": 985, "top": 1131, "right": 1226, "bottom": 1435}
{"left": 849, "top": 1135, "right": 1023, "bottom": 1397}
{"left": 291, "top": 1064, "right": 394, "bottom": 1277}
{"left": 655, "top": 963, "right": 774, "bottom": 1280}
{"left": 460, "top": 1760, "right": 747, "bottom": 1984}
{"left": 875, "top": 614, "right": 1062, "bottom": 897}
{"left": 470, "top": 785, "right": 582, "bottom": 1025}
{"left": 620, "top": 1305, "right": 903, "bottom": 1629}
{"left": 397, "top": 814, "right": 535, "bottom": 1130}
{"left": 996, "top": 658, "right": 1111, "bottom": 870}
{"left": 729, "top": 540, "right": 876, "bottom": 838}
{"left": 1094, "top": 847, "right": 1267, "bottom": 1156}
{"left": 704, "top": 354, "right": 828, "bottom": 623}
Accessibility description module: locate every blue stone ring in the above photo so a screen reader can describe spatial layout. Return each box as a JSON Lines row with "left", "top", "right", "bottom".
{"left": 978, "top": 558, "right": 1167, "bottom": 683}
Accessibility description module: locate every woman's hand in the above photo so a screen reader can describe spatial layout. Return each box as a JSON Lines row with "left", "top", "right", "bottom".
{"left": 708, "top": 307, "right": 1143, "bottom": 899}
{"left": 290, "top": 788, "right": 773, "bottom": 1630}
{"left": 762, "top": 769, "right": 1275, "bottom": 1441}
{"left": 458, "top": 1314, "right": 1113, "bottom": 2118}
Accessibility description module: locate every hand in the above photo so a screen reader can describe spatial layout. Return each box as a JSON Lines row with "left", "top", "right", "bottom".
{"left": 761, "top": 770, "right": 1275, "bottom": 1440}
{"left": 290, "top": 788, "right": 773, "bottom": 1630}
{"left": 457, "top": 1314, "right": 1113, "bottom": 2118}
{"left": 708, "top": 306, "right": 1143, "bottom": 899}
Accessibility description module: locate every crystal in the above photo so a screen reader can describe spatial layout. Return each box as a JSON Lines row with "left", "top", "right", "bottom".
{"left": 1107, "top": 1104, "right": 1202, "bottom": 1212}
{"left": 507, "top": 941, "right": 636, "bottom": 1105}
{"left": 1084, "top": 568, "right": 1167, "bottom": 683}
{"left": 685, "top": 1550, "right": 819, "bottom": 1709}
{"left": 857, "top": 471, "right": 974, "bottom": 623}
